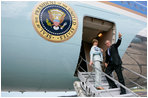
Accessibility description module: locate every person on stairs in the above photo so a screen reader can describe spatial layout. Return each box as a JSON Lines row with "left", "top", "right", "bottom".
{"left": 105, "top": 32, "right": 126, "bottom": 95}
{"left": 89, "top": 39, "right": 104, "bottom": 90}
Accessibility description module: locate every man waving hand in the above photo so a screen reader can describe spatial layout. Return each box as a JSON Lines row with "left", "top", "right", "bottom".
{"left": 105, "top": 32, "right": 126, "bottom": 95}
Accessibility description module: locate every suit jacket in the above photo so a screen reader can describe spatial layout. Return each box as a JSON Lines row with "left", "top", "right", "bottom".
{"left": 105, "top": 38, "right": 122, "bottom": 65}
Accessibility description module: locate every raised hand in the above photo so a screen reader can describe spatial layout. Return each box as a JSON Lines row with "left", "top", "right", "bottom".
{"left": 118, "top": 32, "right": 122, "bottom": 38}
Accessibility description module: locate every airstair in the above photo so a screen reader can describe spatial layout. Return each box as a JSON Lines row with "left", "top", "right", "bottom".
{"left": 73, "top": 56, "right": 147, "bottom": 97}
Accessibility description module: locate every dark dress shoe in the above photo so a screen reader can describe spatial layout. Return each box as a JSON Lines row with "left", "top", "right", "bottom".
{"left": 109, "top": 86, "right": 118, "bottom": 89}
{"left": 120, "top": 92, "right": 126, "bottom": 95}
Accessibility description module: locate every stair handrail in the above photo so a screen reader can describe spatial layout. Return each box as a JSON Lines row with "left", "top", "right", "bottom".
{"left": 122, "top": 69, "right": 146, "bottom": 89}
{"left": 79, "top": 56, "right": 139, "bottom": 97}
{"left": 122, "top": 67, "right": 147, "bottom": 80}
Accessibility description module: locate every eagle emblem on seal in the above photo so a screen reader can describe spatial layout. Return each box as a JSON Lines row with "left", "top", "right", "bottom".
{"left": 46, "top": 9, "right": 67, "bottom": 30}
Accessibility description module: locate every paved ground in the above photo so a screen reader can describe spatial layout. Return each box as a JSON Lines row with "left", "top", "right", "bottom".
{"left": 132, "top": 89, "right": 147, "bottom": 97}
{"left": 121, "top": 41, "right": 147, "bottom": 87}
{"left": 114, "top": 35, "right": 147, "bottom": 96}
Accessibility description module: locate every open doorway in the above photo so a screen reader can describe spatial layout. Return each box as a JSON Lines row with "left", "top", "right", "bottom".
{"left": 74, "top": 16, "right": 116, "bottom": 76}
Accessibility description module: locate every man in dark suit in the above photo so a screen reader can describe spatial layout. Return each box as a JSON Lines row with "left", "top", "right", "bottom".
{"left": 105, "top": 32, "right": 126, "bottom": 95}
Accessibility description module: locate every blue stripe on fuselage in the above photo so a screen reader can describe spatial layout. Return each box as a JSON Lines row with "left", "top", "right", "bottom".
{"left": 109, "top": 1, "right": 147, "bottom": 16}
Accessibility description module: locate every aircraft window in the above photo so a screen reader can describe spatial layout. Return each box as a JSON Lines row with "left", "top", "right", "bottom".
{"left": 127, "top": 1, "right": 131, "bottom": 6}
{"left": 121, "top": 1, "right": 125, "bottom": 4}
{"left": 140, "top": 7, "right": 144, "bottom": 12}
{"left": 134, "top": 4, "right": 139, "bottom": 9}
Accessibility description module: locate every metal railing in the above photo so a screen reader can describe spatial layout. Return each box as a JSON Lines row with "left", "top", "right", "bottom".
{"left": 77, "top": 56, "right": 139, "bottom": 97}
{"left": 122, "top": 67, "right": 147, "bottom": 80}
{"left": 122, "top": 67, "right": 147, "bottom": 89}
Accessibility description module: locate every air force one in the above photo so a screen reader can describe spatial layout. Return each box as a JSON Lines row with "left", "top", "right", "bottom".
{"left": 1, "top": 1, "right": 147, "bottom": 94}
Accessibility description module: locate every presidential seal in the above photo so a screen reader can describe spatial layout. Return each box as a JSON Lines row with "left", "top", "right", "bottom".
{"left": 32, "top": 1, "right": 78, "bottom": 42}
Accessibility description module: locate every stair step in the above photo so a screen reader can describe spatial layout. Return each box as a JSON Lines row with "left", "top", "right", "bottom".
{"left": 80, "top": 72, "right": 95, "bottom": 75}
{"left": 85, "top": 80, "right": 107, "bottom": 83}
{"left": 89, "top": 80, "right": 108, "bottom": 84}
{"left": 84, "top": 76, "right": 106, "bottom": 80}
{"left": 116, "top": 93, "right": 135, "bottom": 97}
{"left": 98, "top": 88, "right": 120, "bottom": 92}
{"left": 84, "top": 75, "right": 106, "bottom": 79}
{"left": 82, "top": 74, "right": 105, "bottom": 77}
{"left": 86, "top": 79, "right": 107, "bottom": 82}
{"left": 98, "top": 88, "right": 121, "bottom": 96}
{"left": 80, "top": 72, "right": 105, "bottom": 76}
